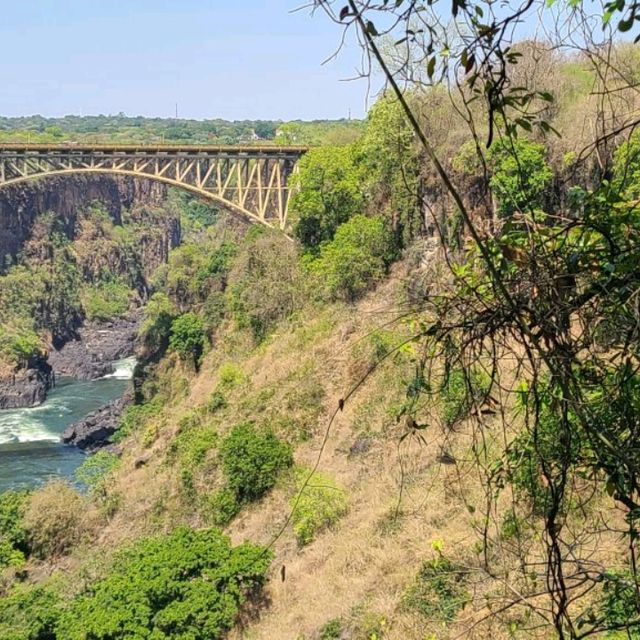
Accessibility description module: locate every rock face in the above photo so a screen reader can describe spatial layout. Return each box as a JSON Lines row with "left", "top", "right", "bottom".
{"left": 0, "top": 357, "right": 53, "bottom": 409}
{"left": 62, "top": 388, "right": 133, "bottom": 451}
{"left": 0, "top": 174, "right": 168, "bottom": 265}
{"left": 48, "top": 312, "right": 142, "bottom": 380}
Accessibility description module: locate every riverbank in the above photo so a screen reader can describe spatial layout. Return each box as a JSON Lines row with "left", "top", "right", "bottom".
{"left": 0, "top": 357, "right": 135, "bottom": 491}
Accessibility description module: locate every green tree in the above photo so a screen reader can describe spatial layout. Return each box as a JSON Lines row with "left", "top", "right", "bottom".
{"left": 289, "top": 145, "right": 365, "bottom": 249}
{"left": 359, "top": 95, "right": 422, "bottom": 244}
{"left": 168, "top": 312, "right": 206, "bottom": 365}
{"left": 306, "top": 214, "right": 396, "bottom": 302}
{"left": 488, "top": 138, "right": 553, "bottom": 217}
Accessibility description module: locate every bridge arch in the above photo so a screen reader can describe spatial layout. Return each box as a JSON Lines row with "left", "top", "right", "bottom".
{"left": 0, "top": 144, "right": 307, "bottom": 231}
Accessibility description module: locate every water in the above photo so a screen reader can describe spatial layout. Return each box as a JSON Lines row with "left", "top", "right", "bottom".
{"left": 0, "top": 357, "right": 135, "bottom": 492}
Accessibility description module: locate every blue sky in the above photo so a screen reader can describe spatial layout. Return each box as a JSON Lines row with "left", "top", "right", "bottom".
{"left": 0, "top": 1, "right": 371, "bottom": 121}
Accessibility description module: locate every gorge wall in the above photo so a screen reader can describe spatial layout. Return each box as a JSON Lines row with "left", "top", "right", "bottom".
{"left": 0, "top": 174, "right": 171, "bottom": 266}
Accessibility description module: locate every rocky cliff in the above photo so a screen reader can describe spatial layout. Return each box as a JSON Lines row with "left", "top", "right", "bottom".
{"left": 0, "top": 174, "right": 168, "bottom": 268}
{"left": 0, "top": 175, "right": 181, "bottom": 408}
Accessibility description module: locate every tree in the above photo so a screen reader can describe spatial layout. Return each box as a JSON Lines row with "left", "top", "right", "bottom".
{"left": 289, "top": 145, "right": 365, "bottom": 249}
{"left": 488, "top": 138, "right": 553, "bottom": 217}
{"left": 169, "top": 312, "right": 205, "bottom": 366}
{"left": 306, "top": 214, "right": 396, "bottom": 302}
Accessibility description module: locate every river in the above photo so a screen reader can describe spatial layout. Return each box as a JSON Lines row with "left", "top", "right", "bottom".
{"left": 0, "top": 357, "right": 135, "bottom": 492}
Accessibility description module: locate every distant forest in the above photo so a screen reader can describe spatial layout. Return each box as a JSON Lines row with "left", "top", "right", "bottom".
{"left": 0, "top": 114, "right": 362, "bottom": 146}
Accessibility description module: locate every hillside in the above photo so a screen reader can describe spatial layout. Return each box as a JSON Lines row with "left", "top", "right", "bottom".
{"left": 1, "top": 36, "right": 640, "bottom": 640}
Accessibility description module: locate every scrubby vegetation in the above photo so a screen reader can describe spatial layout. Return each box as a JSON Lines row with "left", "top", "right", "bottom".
{"left": 4, "top": 7, "right": 640, "bottom": 638}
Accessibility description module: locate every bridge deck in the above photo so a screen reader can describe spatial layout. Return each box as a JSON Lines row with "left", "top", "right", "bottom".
{"left": 0, "top": 143, "right": 308, "bottom": 157}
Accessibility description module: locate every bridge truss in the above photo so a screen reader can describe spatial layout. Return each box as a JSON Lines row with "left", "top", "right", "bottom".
{"left": 0, "top": 144, "right": 307, "bottom": 230}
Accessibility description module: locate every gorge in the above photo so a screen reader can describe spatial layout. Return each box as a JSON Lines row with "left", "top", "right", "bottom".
{"left": 0, "top": 174, "right": 183, "bottom": 488}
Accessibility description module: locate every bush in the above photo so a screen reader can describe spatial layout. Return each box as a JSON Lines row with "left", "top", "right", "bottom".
{"left": 23, "top": 482, "right": 87, "bottom": 559}
{"left": 74, "top": 451, "right": 120, "bottom": 496}
{"left": 57, "top": 527, "right": 272, "bottom": 640}
{"left": 306, "top": 215, "right": 396, "bottom": 302}
{"left": 208, "top": 488, "right": 241, "bottom": 526}
{"left": 226, "top": 233, "right": 302, "bottom": 341}
{"left": 0, "top": 584, "right": 63, "bottom": 640}
{"left": 139, "top": 292, "right": 175, "bottom": 355}
{"left": 401, "top": 548, "right": 470, "bottom": 623}
{"left": 169, "top": 312, "right": 206, "bottom": 364}
{"left": 0, "top": 326, "right": 42, "bottom": 366}
{"left": 488, "top": 138, "right": 553, "bottom": 217}
{"left": 81, "top": 280, "right": 132, "bottom": 322}
{"left": 112, "top": 400, "right": 162, "bottom": 442}
{"left": 291, "top": 470, "right": 348, "bottom": 545}
{"left": 220, "top": 422, "right": 293, "bottom": 504}
{"left": 0, "top": 491, "right": 29, "bottom": 569}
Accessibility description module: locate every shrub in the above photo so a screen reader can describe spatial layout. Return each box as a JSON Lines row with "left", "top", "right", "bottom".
{"left": 75, "top": 451, "right": 120, "bottom": 496}
{"left": 217, "top": 362, "right": 246, "bottom": 389}
{"left": 401, "top": 549, "right": 470, "bottom": 623}
{"left": 112, "top": 400, "right": 162, "bottom": 442}
{"left": 23, "top": 482, "right": 87, "bottom": 559}
{"left": 0, "top": 490, "right": 30, "bottom": 569}
{"left": 488, "top": 138, "right": 553, "bottom": 217}
{"left": 169, "top": 312, "right": 206, "bottom": 364}
{"left": 208, "top": 488, "right": 241, "bottom": 526}
{"left": 57, "top": 527, "right": 272, "bottom": 640}
{"left": 81, "top": 280, "right": 132, "bottom": 322}
{"left": 226, "top": 233, "right": 302, "bottom": 340}
{"left": 167, "top": 414, "right": 218, "bottom": 496}
{"left": 0, "top": 326, "right": 42, "bottom": 366}
{"left": 306, "top": 215, "right": 396, "bottom": 302}
{"left": 291, "top": 470, "right": 348, "bottom": 545}
{"left": 220, "top": 422, "right": 293, "bottom": 504}
{"left": 206, "top": 390, "right": 228, "bottom": 413}
{"left": 0, "top": 584, "right": 63, "bottom": 640}
{"left": 139, "top": 292, "right": 175, "bottom": 355}
{"left": 0, "top": 490, "right": 29, "bottom": 553}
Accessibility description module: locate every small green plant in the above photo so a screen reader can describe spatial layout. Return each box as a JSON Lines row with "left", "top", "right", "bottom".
{"left": 401, "top": 546, "right": 470, "bottom": 624}
{"left": 217, "top": 362, "right": 246, "bottom": 390}
{"left": 112, "top": 400, "right": 162, "bottom": 442}
{"left": 220, "top": 422, "right": 293, "bottom": 504}
{"left": 439, "top": 367, "right": 491, "bottom": 427}
{"left": 206, "top": 390, "right": 227, "bottom": 413}
{"left": 319, "top": 618, "right": 343, "bottom": 640}
{"left": 168, "top": 416, "right": 218, "bottom": 496}
{"left": 207, "top": 488, "right": 241, "bottom": 526}
{"left": 75, "top": 451, "right": 120, "bottom": 496}
{"left": 291, "top": 469, "right": 348, "bottom": 546}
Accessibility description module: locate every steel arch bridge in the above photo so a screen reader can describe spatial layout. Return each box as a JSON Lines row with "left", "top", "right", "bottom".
{"left": 0, "top": 144, "right": 308, "bottom": 230}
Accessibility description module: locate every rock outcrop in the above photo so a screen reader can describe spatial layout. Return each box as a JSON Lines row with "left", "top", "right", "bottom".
{"left": 61, "top": 388, "right": 133, "bottom": 451}
{"left": 48, "top": 312, "right": 142, "bottom": 380}
{"left": 0, "top": 357, "right": 53, "bottom": 409}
